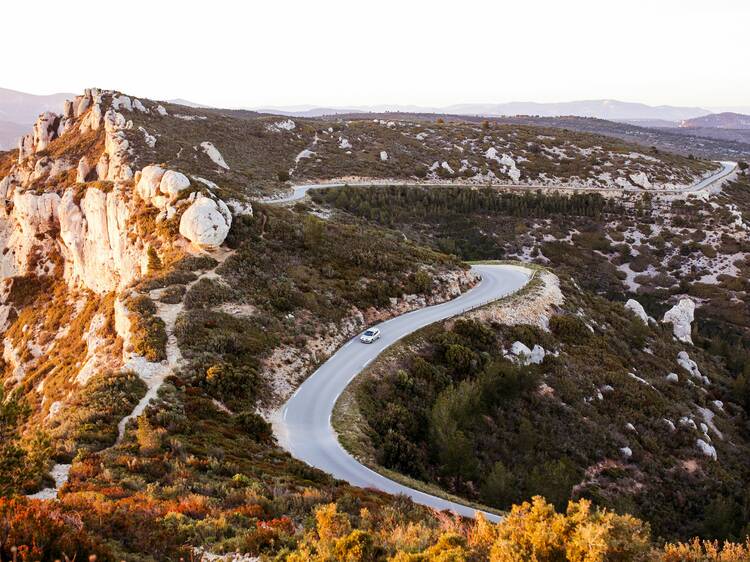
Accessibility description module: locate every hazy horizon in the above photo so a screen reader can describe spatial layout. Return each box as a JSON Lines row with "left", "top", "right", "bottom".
{"left": 2, "top": 0, "right": 748, "bottom": 110}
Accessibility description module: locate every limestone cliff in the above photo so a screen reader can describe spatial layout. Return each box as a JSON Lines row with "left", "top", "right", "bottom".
{"left": 0, "top": 89, "right": 238, "bottom": 469}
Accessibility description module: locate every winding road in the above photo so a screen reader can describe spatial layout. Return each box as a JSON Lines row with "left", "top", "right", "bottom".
{"left": 267, "top": 160, "right": 736, "bottom": 520}
{"left": 271, "top": 264, "right": 532, "bottom": 521}
{"left": 263, "top": 161, "right": 736, "bottom": 204}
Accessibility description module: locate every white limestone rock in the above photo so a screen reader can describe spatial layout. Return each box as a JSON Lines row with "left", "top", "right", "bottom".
{"left": 511, "top": 341, "right": 532, "bottom": 358}
{"left": 666, "top": 372, "right": 679, "bottom": 383}
{"left": 380, "top": 151, "right": 388, "bottom": 161}
{"left": 159, "top": 170, "right": 191, "bottom": 200}
{"left": 139, "top": 127, "right": 156, "bottom": 148}
{"left": 696, "top": 438, "right": 717, "bottom": 460}
{"left": 529, "top": 344, "right": 546, "bottom": 365}
{"left": 96, "top": 153, "right": 109, "bottom": 180}
{"left": 625, "top": 299, "right": 649, "bottom": 324}
{"left": 112, "top": 95, "right": 132, "bottom": 112}
{"left": 620, "top": 447, "right": 633, "bottom": 458}
{"left": 58, "top": 187, "right": 148, "bottom": 292}
{"left": 75, "top": 94, "right": 91, "bottom": 118}
{"left": 677, "top": 351, "right": 710, "bottom": 384}
{"left": 200, "top": 142, "right": 230, "bottom": 170}
{"left": 155, "top": 105, "right": 168, "bottom": 116}
{"left": 17, "top": 134, "right": 34, "bottom": 162}
{"left": 136, "top": 165, "right": 166, "bottom": 200}
{"left": 629, "top": 172, "right": 652, "bottom": 189}
{"left": 32, "top": 112, "right": 59, "bottom": 152}
{"left": 179, "top": 194, "right": 232, "bottom": 248}
{"left": 132, "top": 99, "right": 148, "bottom": 113}
{"left": 663, "top": 298, "right": 695, "bottom": 344}
{"left": 76, "top": 157, "right": 91, "bottom": 183}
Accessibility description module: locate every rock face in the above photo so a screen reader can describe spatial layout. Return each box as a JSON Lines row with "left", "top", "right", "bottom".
{"left": 179, "top": 193, "right": 232, "bottom": 248}
{"left": 663, "top": 298, "right": 695, "bottom": 343}
{"left": 629, "top": 172, "right": 652, "bottom": 189}
{"left": 1, "top": 89, "right": 236, "bottom": 293}
{"left": 625, "top": 299, "right": 649, "bottom": 324}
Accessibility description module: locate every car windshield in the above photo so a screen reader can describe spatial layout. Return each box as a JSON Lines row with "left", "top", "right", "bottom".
{"left": 363, "top": 330, "right": 376, "bottom": 336}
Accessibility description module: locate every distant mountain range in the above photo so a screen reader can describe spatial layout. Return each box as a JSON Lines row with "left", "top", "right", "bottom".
{"left": 2, "top": 86, "right": 750, "bottom": 152}
{"left": 255, "top": 100, "right": 713, "bottom": 122}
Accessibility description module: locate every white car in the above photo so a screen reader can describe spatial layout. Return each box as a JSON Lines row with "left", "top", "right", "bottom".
{"left": 360, "top": 328, "right": 381, "bottom": 343}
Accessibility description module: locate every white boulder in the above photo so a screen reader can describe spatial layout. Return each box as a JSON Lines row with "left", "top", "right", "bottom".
{"left": 629, "top": 172, "right": 652, "bottom": 189}
{"left": 625, "top": 299, "right": 649, "bottom": 324}
{"left": 696, "top": 438, "right": 717, "bottom": 460}
{"left": 136, "top": 165, "right": 166, "bottom": 200}
{"left": 677, "top": 351, "right": 709, "bottom": 384}
{"left": 663, "top": 299, "right": 695, "bottom": 343}
{"left": 529, "top": 344, "right": 546, "bottom": 365}
{"left": 112, "top": 95, "right": 132, "bottom": 112}
{"left": 179, "top": 194, "right": 232, "bottom": 248}
{"left": 380, "top": 151, "right": 388, "bottom": 161}
{"left": 511, "top": 341, "right": 532, "bottom": 358}
{"left": 159, "top": 170, "right": 191, "bottom": 200}
{"left": 200, "top": 142, "right": 230, "bottom": 170}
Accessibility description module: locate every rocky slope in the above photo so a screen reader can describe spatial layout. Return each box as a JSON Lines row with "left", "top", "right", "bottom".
{"left": 0, "top": 89, "right": 240, "bottom": 492}
{"left": 0, "top": 88, "right": 473, "bottom": 504}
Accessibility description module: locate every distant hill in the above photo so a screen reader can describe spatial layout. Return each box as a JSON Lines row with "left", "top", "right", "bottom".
{"left": 0, "top": 87, "right": 73, "bottom": 150}
{"left": 0, "top": 120, "right": 29, "bottom": 151}
{"left": 165, "top": 98, "right": 212, "bottom": 108}
{"left": 680, "top": 112, "right": 750, "bottom": 129}
{"left": 616, "top": 118, "right": 679, "bottom": 128}
{"left": 0, "top": 87, "right": 72, "bottom": 124}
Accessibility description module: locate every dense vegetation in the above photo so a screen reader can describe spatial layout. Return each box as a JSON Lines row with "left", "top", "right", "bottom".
{"left": 322, "top": 180, "right": 750, "bottom": 542}
{"left": 354, "top": 302, "right": 750, "bottom": 541}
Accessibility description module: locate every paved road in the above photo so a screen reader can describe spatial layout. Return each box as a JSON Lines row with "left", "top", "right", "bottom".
{"left": 261, "top": 161, "right": 736, "bottom": 204}
{"left": 271, "top": 264, "right": 532, "bottom": 521}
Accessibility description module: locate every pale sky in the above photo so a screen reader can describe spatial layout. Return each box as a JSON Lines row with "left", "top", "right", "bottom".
{"left": 2, "top": 0, "right": 748, "bottom": 109}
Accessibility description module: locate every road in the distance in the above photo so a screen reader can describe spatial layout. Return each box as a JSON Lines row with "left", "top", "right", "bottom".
{"left": 271, "top": 264, "right": 532, "bottom": 521}
{"left": 262, "top": 161, "right": 736, "bottom": 204}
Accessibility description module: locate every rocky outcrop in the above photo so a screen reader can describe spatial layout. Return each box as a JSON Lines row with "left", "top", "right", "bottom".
{"left": 200, "top": 142, "right": 230, "bottom": 170}
{"left": 625, "top": 299, "right": 649, "bottom": 324}
{"left": 663, "top": 298, "right": 695, "bottom": 344}
{"left": 1, "top": 89, "right": 240, "bottom": 294}
{"left": 179, "top": 193, "right": 233, "bottom": 248}
{"left": 468, "top": 269, "right": 563, "bottom": 330}
{"left": 58, "top": 187, "right": 148, "bottom": 292}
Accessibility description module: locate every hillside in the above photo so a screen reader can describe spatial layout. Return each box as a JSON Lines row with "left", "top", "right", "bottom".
{"left": 680, "top": 112, "right": 750, "bottom": 130}
{"left": 316, "top": 177, "right": 750, "bottom": 540}
{"left": 0, "top": 88, "right": 748, "bottom": 560}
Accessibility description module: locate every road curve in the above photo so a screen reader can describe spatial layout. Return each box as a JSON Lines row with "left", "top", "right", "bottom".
{"left": 271, "top": 264, "right": 532, "bottom": 521}
{"left": 261, "top": 161, "right": 736, "bottom": 204}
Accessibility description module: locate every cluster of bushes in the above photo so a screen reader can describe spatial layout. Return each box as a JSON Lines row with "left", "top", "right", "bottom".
{"left": 353, "top": 290, "right": 750, "bottom": 540}
{"left": 50, "top": 371, "right": 147, "bottom": 456}
{"left": 215, "top": 204, "right": 461, "bottom": 323}
{"left": 126, "top": 295, "right": 167, "bottom": 362}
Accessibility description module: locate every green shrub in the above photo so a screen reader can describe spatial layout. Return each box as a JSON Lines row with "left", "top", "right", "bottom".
{"left": 549, "top": 314, "right": 591, "bottom": 344}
